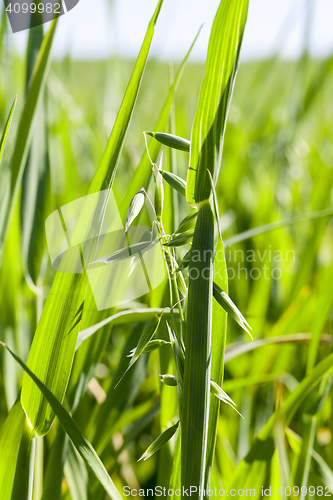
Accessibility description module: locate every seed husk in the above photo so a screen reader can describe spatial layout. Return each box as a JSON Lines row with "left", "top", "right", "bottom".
{"left": 145, "top": 131, "right": 190, "bottom": 152}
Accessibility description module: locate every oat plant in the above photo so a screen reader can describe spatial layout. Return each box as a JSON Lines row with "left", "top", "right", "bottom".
{"left": 1, "top": 0, "right": 333, "bottom": 499}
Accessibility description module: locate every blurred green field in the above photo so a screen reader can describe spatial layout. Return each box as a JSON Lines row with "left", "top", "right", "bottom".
{"left": 0, "top": 9, "right": 333, "bottom": 498}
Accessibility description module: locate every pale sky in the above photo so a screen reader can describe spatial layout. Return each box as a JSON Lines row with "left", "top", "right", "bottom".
{"left": 2, "top": 0, "right": 333, "bottom": 61}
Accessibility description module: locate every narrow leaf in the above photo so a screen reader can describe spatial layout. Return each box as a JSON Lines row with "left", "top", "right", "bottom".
{"left": 210, "top": 380, "right": 243, "bottom": 418}
{"left": 224, "top": 206, "right": 333, "bottom": 248}
{"left": 64, "top": 441, "right": 88, "bottom": 500}
{"left": 182, "top": 201, "right": 214, "bottom": 498}
{"left": 225, "top": 333, "right": 331, "bottom": 363}
{"left": 174, "top": 210, "right": 198, "bottom": 235}
{"left": 229, "top": 353, "right": 333, "bottom": 491}
{"left": 154, "top": 160, "right": 164, "bottom": 223}
{"left": 207, "top": 169, "right": 223, "bottom": 242}
{"left": 127, "top": 314, "right": 162, "bottom": 367}
{"left": 0, "top": 96, "right": 17, "bottom": 165}
{"left": 89, "top": 324, "right": 151, "bottom": 455}
{"left": 205, "top": 238, "right": 228, "bottom": 488}
{"left": 213, "top": 282, "right": 252, "bottom": 338}
{"left": 1, "top": 343, "right": 122, "bottom": 500}
{"left": 0, "top": 400, "right": 27, "bottom": 500}
{"left": 92, "top": 239, "right": 156, "bottom": 264}
{"left": 176, "top": 269, "right": 188, "bottom": 297}
{"left": 11, "top": 419, "right": 35, "bottom": 500}
{"left": 175, "top": 249, "right": 191, "bottom": 272}
{"left": 21, "top": 24, "right": 50, "bottom": 285}
{"left": 128, "top": 339, "right": 170, "bottom": 358}
{"left": 0, "top": 19, "right": 58, "bottom": 259}
{"left": 76, "top": 308, "right": 175, "bottom": 350}
{"left": 138, "top": 421, "right": 179, "bottom": 461}
{"left": 115, "top": 313, "right": 163, "bottom": 387}
{"left": 119, "top": 26, "right": 200, "bottom": 216}
{"left": 20, "top": 0, "right": 165, "bottom": 437}
{"left": 186, "top": 0, "right": 249, "bottom": 203}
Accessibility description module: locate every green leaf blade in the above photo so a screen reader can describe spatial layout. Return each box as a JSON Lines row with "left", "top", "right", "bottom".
{"left": 205, "top": 238, "right": 228, "bottom": 488}
{"left": 20, "top": 0, "right": 165, "bottom": 437}
{"left": 182, "top": 201, "right": 214, "bottom": 498}
{"left": 2, "top": 344, "right": 122, "bottom": 500}
{"left": 0, "top": 19, "right": 58, "bottom": 260}
{"left": 186, "top": 0, "right": 249, "bottom": 204}
{"left": 0, "top": 400, "right": 27, "bottom": 500}
{"left": 0, "top": 96, "right": 17, "bottom": 166}
{"left": 139, "top": 421, "right": 179, "bottom": 461}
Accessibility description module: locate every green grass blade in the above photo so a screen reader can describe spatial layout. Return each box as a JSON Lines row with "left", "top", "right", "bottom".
{"left": 210, "top": 380, "right": 242, "bottom": 417}
{"left": 76, "top": 307, "right": 176, "bottom": 349}
{"left": 20, "top": 0, "right": 164, "bottom": 437}
{"left": 224, "top": 206, "right": 333, "bottom": 248}
{"left": 229, "top": 352, "right": 333, "bottom": 490}
{"left": 306, "top": 266, "right": 333, "bottom": 372}
{"left": 286, "top": 428, "right": 333, "bottom": 490}
{"left": 20, "top": 101, "right": 51, "bottom": 286}
{"left": 1, "top": 343, "right": 122, "bottom": 500}
{"left": 0, "top": 400, "right": 27, "bottom": 500}
{"left": 186, "top": 0, "right": 249, "bottom": 203}
{"left": 293, "top": 417, "right": 316, "bottom": 490}
{"left": 119, "top": 27, "right": 200, "bottom": 217}
{"left": 90, "top": 0, "right": 164, "bottom": 194}
{"left": 207, "top": 169, "right": 223, "bottom": 241}
{"left": 166, "top": 321, "right": 185, "bottom": 387}
{"left": 164, "top": 230, "right": 194, "bottom": 247}
{"left": 41, "top": 426, "right": 68, "bottom": 500}
{"left": 21, "top": 21, "right": 49, "bottom": 285}
{"left": 225, "top": 333, "right": 331, "bottom": 363}
{"left": 115, "top": 313, "right": 162, "bottom": 387}
{"left": 213, "top": 282, "right": 252, "bottom": 337}
{"left": 168, "top": 431, "right": 181, "bottom": 500}
{"left": 64, "top": 441, "right": 88, "bottom": 500}
{"left": 115, "top": 400, "right": 161, "bottom": 456}
{"left": 0, "top": 209, "right": 21, "bottom": 411}
{"left": 154, "top": 160, "right": 164, "bottom": 223}
{"left": 129, "top": 339, "right": 170, "bottom": 357}
{"left": 174, "top": 210, "right": 198, "bottom": 234}
{"left": 182, "top": 201, "right": 214, "bottom": 498}
{"left": 93, "top": 238, "right": 155, "bottom": 264}
{"left": 0, "top": 5, "right": 7, "bottom": 52}
{"left": 139, "top": 421, "right": 179, "bottom": 461}
{"left": 205, "top": 238, "right": 228, "bottom": 488}
{"left": 0, "top": 96, "right": 17, "bottom": 165}
{"left": 25, "top": 10, "right": 44, "bottom": 92}
{"left": 90, "top": 324, "right": 150, "bottom": 455}
{"left": 0, "top": 19, "right": 57, "bottom": 260}
{"left": 11, "top": 419, "right": 35, "bottom": 500}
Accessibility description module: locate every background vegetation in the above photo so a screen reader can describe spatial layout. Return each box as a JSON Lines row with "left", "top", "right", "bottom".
{"left": 0, "top": 1, "right": 333, "bottom": 498}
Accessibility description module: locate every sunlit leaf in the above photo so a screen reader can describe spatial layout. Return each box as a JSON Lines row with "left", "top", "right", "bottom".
{"left": 1, "top": 343, "right": 122, "bottom": 500}
{"left": 139, "top": 421, "right": 179, "bottom": 461}
{"left": 186, "top": 0, "right": 249, "bottom": 203}
{"left": 20, "top": 0, "right": 165, "bottom": 437}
